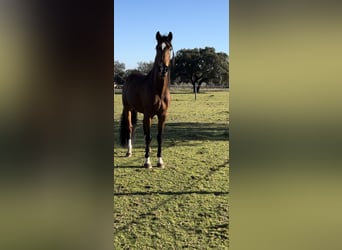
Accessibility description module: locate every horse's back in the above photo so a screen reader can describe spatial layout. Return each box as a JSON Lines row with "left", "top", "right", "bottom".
{"left": 122, "top": 72, "right": 147, "bottom": 112}
{"left": 124, "top": 71, "right": 145, "bottom": 89}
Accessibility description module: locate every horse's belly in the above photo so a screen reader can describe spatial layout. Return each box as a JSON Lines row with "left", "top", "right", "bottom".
{"left": 124, "top": 88, "right": 143, "bottom": 111}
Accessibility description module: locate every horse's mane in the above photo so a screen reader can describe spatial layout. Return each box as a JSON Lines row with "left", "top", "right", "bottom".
{"left": 146, "top": 70, "right": 153, "bottom": 78}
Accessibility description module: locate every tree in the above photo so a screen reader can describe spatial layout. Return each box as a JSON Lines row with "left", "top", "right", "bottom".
{"left": 173, "top": 47, "right": 229, "bottom": 92}
{"left": 215, "top": 52, "right": 229, "bottom": 88}
{"left": 136, "top": 61, "right": 154, "bottom": 75}
{"left": 114, "top": 60, "right": 126, "bottom": 85}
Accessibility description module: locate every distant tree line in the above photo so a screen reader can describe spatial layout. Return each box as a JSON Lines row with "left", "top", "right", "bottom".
{"left": 114, "top": 47, "right": 229, "bottom": 92}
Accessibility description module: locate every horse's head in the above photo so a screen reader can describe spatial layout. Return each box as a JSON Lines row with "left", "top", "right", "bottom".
{"left": 155, "top": 31, "right": 173, "bottom": 78}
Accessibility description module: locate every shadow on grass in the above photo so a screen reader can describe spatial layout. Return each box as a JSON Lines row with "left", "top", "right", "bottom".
{"left": 114, "top": 120, "right": 229, "bottom": 149}
{"left": 114, "top": 155, "right": 131, "bottom": 158}
{"left": 113, "top": 165, "right": 145, "bottom": 169}
{"left": 114, "top": 190, "right": 228, "bottom": 196}
{"left": 114, "top": 162, "right": 229, "bottom": 234}
{"left": 165, "top": 122, "right": 229, "bottom": 142}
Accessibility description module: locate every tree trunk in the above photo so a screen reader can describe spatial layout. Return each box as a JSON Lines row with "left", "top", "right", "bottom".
{"left": 192, "top": 83, "right": 196, "bottom": 93}
{"left": 192, "top": 84, "right": 202, "bottom": 93}
{"left": 197, "top": 80, "right": 205, "bottom": 93}
{"left": 191, "top": 81, "right": 198, "bottom": 100}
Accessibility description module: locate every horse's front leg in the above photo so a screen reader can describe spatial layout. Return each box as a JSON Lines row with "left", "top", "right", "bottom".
{"left": 157, "top": 114, "right": 166, "bottom": 168}
{"left": 143, "top": 116, "right": 152, "bottom": 168}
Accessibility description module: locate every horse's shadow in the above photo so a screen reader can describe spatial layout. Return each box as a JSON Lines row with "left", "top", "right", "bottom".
{"left": 113, "top": 120, "right": 229, "bottom": 150}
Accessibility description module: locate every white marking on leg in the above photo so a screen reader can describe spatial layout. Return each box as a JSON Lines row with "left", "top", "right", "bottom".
{"left": 145, "top": 157, "right": 151, "bottom": 165}
{"left": 144, "top": 157, "right": 152, "bottom": 168}
{"left": 157, "top": 157, "right": 164, "bottom": 168}
{"left": 157, "top": 157, "right": 164, "bottom": 165}
{"left": 127, "top": 139, "right": 132, "bottom": 154}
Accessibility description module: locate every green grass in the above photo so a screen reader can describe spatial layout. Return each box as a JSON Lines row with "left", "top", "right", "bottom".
{"left": 114, "top": 89, "right": 229, "bottom": 249}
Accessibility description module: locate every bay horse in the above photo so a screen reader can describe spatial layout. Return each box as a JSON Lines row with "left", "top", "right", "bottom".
{"left": 119, "top": 31, "right": 174, "bottom": 168}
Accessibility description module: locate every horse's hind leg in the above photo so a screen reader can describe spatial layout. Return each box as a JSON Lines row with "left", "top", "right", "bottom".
{"left": 143, "top": 115, "right": 152, "bottom": 168}
{"left": 126, "top": 109, "right": 133, "bottom": 157}
{"left": 157, "top": 114, "right": 166, "bottom": 168}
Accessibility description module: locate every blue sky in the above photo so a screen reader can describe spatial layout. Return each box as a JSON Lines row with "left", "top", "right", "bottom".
{"left": 114, "top": 0, "right": 229, "bottom": 69}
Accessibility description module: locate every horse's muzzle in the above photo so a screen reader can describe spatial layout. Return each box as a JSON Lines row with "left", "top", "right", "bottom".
{"left": 159, "top": 65, "right": 169, "bottom": 77}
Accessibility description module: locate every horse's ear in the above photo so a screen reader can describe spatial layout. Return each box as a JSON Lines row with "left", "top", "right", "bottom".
{"left": 167, "top": 32, "right": 173, "bottom": 41}
{"left": 156, "top": 31, "right": 161, "bottom": 41}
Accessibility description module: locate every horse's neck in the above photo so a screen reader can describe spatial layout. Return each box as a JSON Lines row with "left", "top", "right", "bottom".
{"left": 150, "top": 66, "right": 169, "bottom": 97}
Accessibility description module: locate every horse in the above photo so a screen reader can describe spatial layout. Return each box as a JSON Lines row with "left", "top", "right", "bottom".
{"left": 119, "top": 31, "right": 174, "bottom": 169}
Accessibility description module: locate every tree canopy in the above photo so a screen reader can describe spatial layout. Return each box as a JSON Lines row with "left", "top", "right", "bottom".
{"left": 136, "top": 61, "right": 154, "bottom": 75}
{"left": 114, "top": 47, "right": 229, "bottom": 92}
{"left": 172, "top": 47, "right": 229, "bottom": 92}
{"left": 114, "top": 60, "right": 125, "bottom": 85}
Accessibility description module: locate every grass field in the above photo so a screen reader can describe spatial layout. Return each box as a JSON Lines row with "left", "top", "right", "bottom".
{"left": 114, "top": 89, "right": 229, "bottom": 249}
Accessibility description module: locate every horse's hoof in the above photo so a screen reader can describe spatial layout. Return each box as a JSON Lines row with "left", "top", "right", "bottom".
{"left": 144, "top": 163, "right": 152, "bottom": 169}
{"left": 157, "top": 163, "right": 165, "bottom": 169}
{"left": 125, "top": 152, "right": 132, "bottom": 157}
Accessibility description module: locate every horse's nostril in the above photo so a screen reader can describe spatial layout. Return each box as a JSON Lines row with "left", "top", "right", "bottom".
{"left": 159, "top": 65, "right": 168, "bottom": 76}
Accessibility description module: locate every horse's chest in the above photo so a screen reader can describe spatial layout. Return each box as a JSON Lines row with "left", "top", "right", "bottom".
{"left": 152, "top": 95, "right": 168, "bottom": 112}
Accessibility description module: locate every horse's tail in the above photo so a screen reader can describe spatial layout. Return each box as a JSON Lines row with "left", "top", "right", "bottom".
{"left": 119, "top": 110, "right": 138, "bottom": 147}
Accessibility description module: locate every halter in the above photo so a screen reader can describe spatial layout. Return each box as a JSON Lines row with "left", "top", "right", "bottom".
{"left": 155, "top": 31, "right": 174, "bottom": 78}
